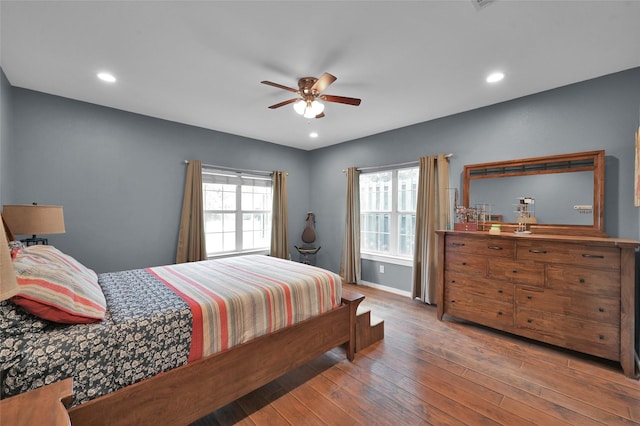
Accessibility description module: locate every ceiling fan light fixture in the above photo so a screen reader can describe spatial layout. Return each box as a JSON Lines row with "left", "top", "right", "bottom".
{"left": 298, "top": 100, "right": 324, "bottom": 118}
{"left": 263, "top": 72, "right": 360, "bottom": 119}
{"left": 311, "top": 100, "right": 324, "bottom": 115}
{"left": 293, "top": 99, "right": 306, "bottom": 115}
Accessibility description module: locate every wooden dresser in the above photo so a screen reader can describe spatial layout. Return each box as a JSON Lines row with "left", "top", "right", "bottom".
{"left": 436, "top": 230, "right": 639, "bottom": 378}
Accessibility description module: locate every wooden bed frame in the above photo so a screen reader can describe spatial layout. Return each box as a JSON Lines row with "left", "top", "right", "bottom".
{"left": 67, "top": 288, "right": 364, "bottom": 425}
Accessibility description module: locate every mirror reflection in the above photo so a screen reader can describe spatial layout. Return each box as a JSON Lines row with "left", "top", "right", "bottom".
{"left": 462, "top": 150, "right": 605, "bottom": 236}
{"left": 469, "top": 171, "right": 594, "bottom": 225}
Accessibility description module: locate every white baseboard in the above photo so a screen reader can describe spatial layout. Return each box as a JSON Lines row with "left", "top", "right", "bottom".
{"left": 357, "top": 280, "right": 412, "bottom": 298}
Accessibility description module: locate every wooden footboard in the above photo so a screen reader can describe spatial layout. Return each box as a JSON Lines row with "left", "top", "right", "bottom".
{"left": 68, "top": 290, "right": 364, "bottom": 425}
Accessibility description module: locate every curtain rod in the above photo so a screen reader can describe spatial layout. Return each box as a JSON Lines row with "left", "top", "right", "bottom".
{"left": 184, "top": 160, "right": 276, "bottom": 176}
{"left": 343, "top": 153, "right": 453, "bottom": 172}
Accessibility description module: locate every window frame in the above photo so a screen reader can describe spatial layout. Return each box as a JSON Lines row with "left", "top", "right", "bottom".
{"left": 201, "top": 168, "right": 273, "bottom": 258}
{"left": 359, "top": 166, "right": 418, "bottom": 265}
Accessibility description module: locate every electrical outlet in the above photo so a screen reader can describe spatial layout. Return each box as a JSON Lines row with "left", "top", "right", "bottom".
{"left": 379, "top": 265, "right": 385, "bottom": 273}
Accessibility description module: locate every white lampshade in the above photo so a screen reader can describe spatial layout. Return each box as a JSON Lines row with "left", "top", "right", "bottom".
{"left": 293, "top": 100, "right": 306, "bottom": 115}
{"left": 310, "top": 100, "right": 324, "bottom": 115}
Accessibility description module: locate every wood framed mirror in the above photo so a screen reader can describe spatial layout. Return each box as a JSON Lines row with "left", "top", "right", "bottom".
{"left": 463, "top": 150, "right": 605, "bottom": 237}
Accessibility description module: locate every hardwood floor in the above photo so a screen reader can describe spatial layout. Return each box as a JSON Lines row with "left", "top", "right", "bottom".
{"left": 192, "top": 283, "right": 640, "bottom": 425}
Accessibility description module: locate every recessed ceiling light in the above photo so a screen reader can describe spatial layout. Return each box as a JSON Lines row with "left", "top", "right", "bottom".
{"left": 97, "top": 72, "right": 116, "bottom": 83}
{"left": 486, "top": 72, "right": 505, "bottom": 83}
{"left": 309, "top": 132, "right": 319, "bottom": 138}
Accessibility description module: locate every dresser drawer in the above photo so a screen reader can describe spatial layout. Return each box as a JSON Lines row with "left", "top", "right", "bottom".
{"left": 444, "top": 251, "right": 487, "bottom": 276}
{"left": 445, "top": 285, "right": 514, "bottom": 328}
{"left": 445, "top": 272, "right": 513, "bottom": 303}
{"left": 546, "top": 265, "right": 620, "bottom": 297}
{"left": 516, "top": 287, "right": 619, "bottom": 325}
{"left": 515, "top": 308, "right": 619, "bottom": 360}
{"left": 516, "top": 241, "right": 620, "bottom": 269}
{"left": 488, "top": 259, "right": 544, "bottom": 286}
{"left": 446, "top": 234, "right": 514, "bottom": 258}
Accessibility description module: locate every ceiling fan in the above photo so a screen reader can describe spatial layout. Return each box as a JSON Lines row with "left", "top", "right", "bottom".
{"left": 261, "top": 72, "right": 361, "bottom": 119}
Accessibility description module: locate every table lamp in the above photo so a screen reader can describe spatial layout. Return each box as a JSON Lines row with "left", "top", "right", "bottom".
{"left": 2, "top": 204, "right": 65, "bottom": 246}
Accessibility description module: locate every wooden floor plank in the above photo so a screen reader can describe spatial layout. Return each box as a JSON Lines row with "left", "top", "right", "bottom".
{"left": 269, "top": 392, "right": 326, "bottom": 426}
{"left": 235, "top": 387, "right": 288, "bottom": 425}
{"left": 462, "top": 369, "right": 601, "bottom": 426}
{"left": 276, "top": 365, "right": 362, "bottom": 426}
{"left": 538, "top": 387, "right": 639, "bottom": 425}
{"left": 326, "top": 350, "right": 468, "bottom": 426}
{"left": 516, "top": 361, "right": 638, "bottom": 420}
{"left": 308, "top": 373, "right": 401, "bottom": 424}
{"left": 192, "top": 283, "right": 640, "bottom": 425}
{"left": 337, "top": 350, "right": 493, "bottom": 426}
{"left": 320, "top": 363, "right": 427, "bottom": 424}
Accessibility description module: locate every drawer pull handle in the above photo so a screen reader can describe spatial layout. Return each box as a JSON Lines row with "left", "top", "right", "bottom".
{"left": 487, "top": 245, "right": 502, "bottom": 250}
{"left": 527, "top": 319, "right": 533, "bottom": 323}
{"left": 598, "top": 335, "right": 605, "bottom": 340}
{"left": 450, "top": 280, "right": 456, "bottom": 283}
{"left": 462, "top": 262, "right": 467, "bottom": 266}
{"left": 497, "top": 289, "right": 503, "bottom": 294}
{"left": 512, "top": 269, "right": 518, "bottom": 273}
{"left": 450, "top": 299, "right": 456, "bottom": 303}
{"left": 526, "top": 295, "right": 532, "bottom": 300}
{"left": 528, "top": 249, "right": 547, "bottom": 254}
{"left": 497, "top": 311, "right": 503, "bottom": 316}
{"left": 598, "top": 307, "right": 605, "bottom": 313}
{"left": 582, "top": 254, "right": 604, "bottom": 259}
{"left": 579, "top": 278, "right": 585, "bottom": 284}
{"left": 451, "top": 243, "right": 465, "bottom": 247}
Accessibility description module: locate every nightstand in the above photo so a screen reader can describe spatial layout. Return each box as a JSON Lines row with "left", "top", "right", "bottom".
{"left": 0, "top": 378, "right": 73, "bottom": 426}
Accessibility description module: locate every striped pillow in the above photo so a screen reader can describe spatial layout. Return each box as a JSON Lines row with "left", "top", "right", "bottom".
{"left": 12, "top": 245, "right": 106, "bottom": 323}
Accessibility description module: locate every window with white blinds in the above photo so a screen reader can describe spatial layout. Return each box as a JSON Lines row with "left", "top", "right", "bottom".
{"left": 202, "top": 167, "right": 272, "bottom": 257}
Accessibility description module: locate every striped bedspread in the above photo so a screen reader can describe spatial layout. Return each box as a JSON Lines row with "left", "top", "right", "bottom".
{"left": 147, "top": 255, "right": 342, "bottom": 362}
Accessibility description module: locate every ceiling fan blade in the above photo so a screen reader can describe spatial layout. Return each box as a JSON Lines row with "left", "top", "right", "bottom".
{"left": 315, "top": 112, "right": 325, "bottom": 119}
{"left": 320, "top": 94, "right": 361, "bottom": 106}
{"left": 268, "top": 98, "right": 299, "bottom": 109}
{"left": 311, "top": 72, "right": 337, "bottom": 93}
{"left": 261, "top": 80, "right": 299, "bottom": 94}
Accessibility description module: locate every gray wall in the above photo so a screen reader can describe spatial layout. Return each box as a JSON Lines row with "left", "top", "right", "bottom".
{"left": 0, "top": 68, "right": 12, "bottom": 204}
{"left": 309, "top": 67, "right": 640, "bottom": 289}
{"left": 4, "top": 87, "right": 311, "bottom": 273}
{"left": 2, "top": 66, "right": 639, "bottom": 288}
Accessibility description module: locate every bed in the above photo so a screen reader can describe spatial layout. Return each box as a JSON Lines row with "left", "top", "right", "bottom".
{"left": 1, "top": 237, "right": 363, "bottom": 425}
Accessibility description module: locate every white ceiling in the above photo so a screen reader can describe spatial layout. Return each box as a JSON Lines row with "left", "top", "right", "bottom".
{"left": 2, "top": 1, "right": 640, "bottom": 151}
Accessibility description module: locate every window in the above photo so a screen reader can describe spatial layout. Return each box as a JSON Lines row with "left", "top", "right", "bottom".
{"left": 202, "top": 168, "right": 272, "bottom": 257}
{"left": 360, "top": 167, "right": 418, "bottom": 259}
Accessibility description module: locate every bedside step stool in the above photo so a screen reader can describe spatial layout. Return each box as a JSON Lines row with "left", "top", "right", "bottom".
{"left": 355, "top": 305, "right": 385, "bottom": 352}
